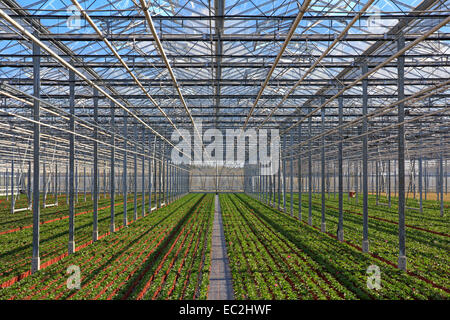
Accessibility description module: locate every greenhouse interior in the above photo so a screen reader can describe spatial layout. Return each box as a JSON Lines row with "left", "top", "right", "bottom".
{"left": 0, "top": 0, "right": 448, "bottom": 302}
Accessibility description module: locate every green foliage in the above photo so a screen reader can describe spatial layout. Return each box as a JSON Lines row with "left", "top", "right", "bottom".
{"left": 220, "top": 193, "right": 449, "bottom": 300}
{"left": 0, "top": 193, "right": 214, "bottom": 300}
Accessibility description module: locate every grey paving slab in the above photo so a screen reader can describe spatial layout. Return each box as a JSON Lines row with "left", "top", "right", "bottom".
{"left": 207, "top": 194, "right": 234, "bottom": 300}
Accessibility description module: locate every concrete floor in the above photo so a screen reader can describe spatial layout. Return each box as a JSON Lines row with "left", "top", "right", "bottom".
{"left": 207, "top": 194, "right": 234, "bottom": 300}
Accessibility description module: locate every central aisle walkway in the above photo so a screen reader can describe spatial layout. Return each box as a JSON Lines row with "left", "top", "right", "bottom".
{"left": 207, "top": 194, "right": 234, "bottom": 300}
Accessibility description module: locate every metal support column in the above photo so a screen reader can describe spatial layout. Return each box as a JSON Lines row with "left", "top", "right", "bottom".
{"left": 110, "top": 102, "right": 116, "bottom": 233}
{"left": 162, "top": 152, "right": 166, "bottom": 206}
{"left": 278, "top": 144, "right": 281, "bottom": 210}
{"left": 282, "top": 135, "right": 286, "bottom": 212}
{"left": 308, "top": 109, "right": 312, "bottom": 226}
{"left": 397, "top": 36, "right": 407, "bottom": 270}
{"left": 141, "top": 130, "right": 145, "bottom": 217}
{"left": 27, "top": 161, "right": 31, "bottom": 208}
{"left": 298, "top": 115, "right": 302, "bottom": 221}
{"left": 165, "top": 158, "right": 169, "bottom": 205}
{"left": 92, "top": 88, "right": 98, "bottom": 241}
{"left": 75, "top": 165, "right": 78, "bottom": 203}
{"left": 158, "top": 145, "right": 162, "bottom": 208}
{"left": 347, "top": 160, "right": 350, "bottom": 201}
{"left": 446, "top": 159, "right": 448, "bottom": 195}
{"left": 123, "top": 109, "right": 128, "bottom": 226}
{"left": 83, "top": 166, "right": 86, "bottom": 202}
{"left": 66, "top": 164, "right": 69, "bottom": 205}
{"left": 155, "top": 143, "right": 158, "bottom": 208}
{"left": 333, "top": 163, "right": 336, "bottom": 199}
{"left": 440, "top": 153, "right": 444, "bottom": 217}
{"left": 68, "top": 69, "right": 76, "bottom": 255}
{"left": 91, "top": 167, "right": 93, "bottom": 201}
{"left": 264, "top": 162, "right": 267, "bottom": 203}
{"left": 272, "top": 168, "right": 275, "bottom": 206}
{"left": 424, "top": 160, "right": 427, "bottom": 200}
{"left": 321, "top": 98, "right": 326, "bottom": 232}
{"left": 168, "top": 163, "right": 171, "bottom": 203}
{"left": 43, "top": 161, "right": 46, "bottom": 207}
{"left": 436, "top": 163, "right": 439, "bottom": 201}
{"left": 266, "top": 160, "right": 269, "bottom": 204}
{"left": 290, "top": 134, "right": 293, "bottom": 217}
{"left": 6, "top": 169, "right": 8, "bottom": 201}
{"left": 175, "top": 166, "right": 178, "bottom": 200}
{"left": 170, "top": 163, "right": 173, "bottom": 203}
{"left": 55, "top": 163, "right": 58, "bottom": 204}
{"left": 133, "top": 125, "right": 137, "bottom": 221}
{"left": 103, "top": 167, "right": 106, "bottom": 199}
{"left": 362, "top": 62, "right": 369, "bottom": 253}
{"left": 11, "top": 159, "right": 14, "bottom": 214}
{"left": 355, "top": 160, "right": 359, "bottom": 205}
{"left": 31, "top": 37, "right": 41, "bottom": 273}
{"left": 376, "top": 160, "right": 379, "bottom": 204}
{"left": 388, "top": 159, "right": 392, "bottom": 208}
{"left": 419, "top": 157, "right": 423, "bottom": 213}
{"left": 149, "top": 135, "right": 153, "bottom": 212}
{"left": 337, "top": 94, "right": 344, "bottom": 241}
{"left": 394, "top": 159, "right": 397, "bottom": 199}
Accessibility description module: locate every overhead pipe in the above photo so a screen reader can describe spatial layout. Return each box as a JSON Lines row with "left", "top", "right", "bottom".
{"left": 284, "top": 78, "right": 450, "bottom": 153}
{"left": 138, "top": 0, "right": 209, "bottom": 161}
{"left": 0, "top": 7, "right": 189, "bottom": 160}
{"left": 256, "top": 0, "right": 376, "bottom": 129}
{"left": 243, "top": 0, "right": 312, "bottom": 129}
{"left": 281, "top": 15, "right": 450, "bottom": 136}
{"left": 70, "top": 0, "right": 202, "bottom": 161}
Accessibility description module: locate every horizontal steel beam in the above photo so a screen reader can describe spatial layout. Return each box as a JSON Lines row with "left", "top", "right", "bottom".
{"left": 0, "top": 33, "right": 448, "bottom": 42}
{"left": 2, "top": 53, "right": 446, "bottom": 59}
{"left": 2, "top": 111, "right": 446, "bottom": 120}
{"left": 2, "top": 78, "right": 446, "bottom": 87}
{"left": 7, "top": 13, "right": 449, "bottom": 21}
{"left": 5, "top": 93, "right": 449, "bottom": 100}
{"left": 1, "top": 61, "right": 448, "bottom": 69}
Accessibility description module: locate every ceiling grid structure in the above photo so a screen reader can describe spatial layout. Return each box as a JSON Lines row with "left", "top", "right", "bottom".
{"left": 0, "top": 0, "right": 447, "bottom": 171}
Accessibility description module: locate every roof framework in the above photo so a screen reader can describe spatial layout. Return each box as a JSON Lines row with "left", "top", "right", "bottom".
{"left": 0, "top": 0, "right": 448, "bottom": 168}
